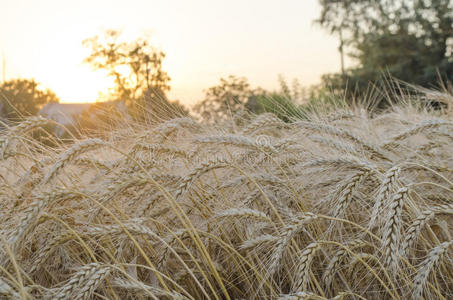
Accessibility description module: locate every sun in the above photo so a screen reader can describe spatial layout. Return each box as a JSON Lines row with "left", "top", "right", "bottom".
{"left": 42, "top": 66, "right": 114, "bottom": 104}
{"left": 34, "top": 28, "right": 115, "bottom": 104}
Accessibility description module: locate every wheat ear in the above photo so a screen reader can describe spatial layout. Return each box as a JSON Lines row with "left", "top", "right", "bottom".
{"left": 382, "top": 187, "right": 408, "bottom": 272}
{"left": 332, "top": 168, "right": 372, "bottom": 220}
{"left": 383, "top": 119, "right": 453, "bottom": 150}
{"left": 174, "top": 158, "right": 230, "bottom": 200}
{"left": 130, "top": 142, "right": 189, "bottom": 158}
{"left": 368, "top": 166, "right": 400, "bottom": 229}
{"left": 296, "top": 121, "right": 389, "bottom": 161}
{"left": 0, "top": 278, "right": 20, "bottom": 298}
{"left": 42, "top": 138, "right": 107, "bottom": 184}
{"left": 73, "top": 265, "right": 111, "bottom": 300}
{"left": 240, "top": 234, "right": 278, "bottom": 251}
{"left": 412, "top": 241, "right": 452, "bottom": 300}
{"left": 30, "top": 233, "right": 74, "bottom": 273}
{"left": 267, "top": 213, "right": 318, "bottom": 280}
{"left": 322, "top": 239, "right": 364, "bottom": 292}
{"left": 151, "top": 117, "right": 198, "bottom": 142}
{"left": 242, "top": 112, "right": 284, "bottom": 134}
{"left": 9, "top": 190, "right": 79, "bottom": 248}
{"left": 9, "top": 116, "right": 50, "bottom": 135}
{"left": 402, "top": 203, "right": 453, "bottom": 258}
{"left": 111, "top": 277, "right": 182, "bottom": 298}
{"left": 278, "top": 291, "right": 327, "bottom": 300}
{"left": 54, "top": 263, "right": 106, "bottom": 300}
{"left": 196, "top": 134, "right": 277, "bottom": 153}
{"left": 291, "top": 242, "right": 321, "bottom": 292}
{"left": 215, "top": 208, "right": 271, "bottom": 222}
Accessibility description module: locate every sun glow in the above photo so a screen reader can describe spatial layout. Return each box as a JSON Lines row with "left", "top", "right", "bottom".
{"left": 1, "top": 0, "right": 342, "bottom": 106}
{"left": 34, "top": 28, "right": 115, "bottom": 104}
{"left": 40, "top": 66, "right": 114, "bottom": 104}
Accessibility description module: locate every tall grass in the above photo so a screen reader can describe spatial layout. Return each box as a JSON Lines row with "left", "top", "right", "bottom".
{"left": 0, "top": 92, "right": 452, "bottom": 299}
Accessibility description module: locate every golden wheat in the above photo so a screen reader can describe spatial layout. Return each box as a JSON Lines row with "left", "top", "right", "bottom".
{"left": 0, "top": 97, "right": 452, "bottom": 299}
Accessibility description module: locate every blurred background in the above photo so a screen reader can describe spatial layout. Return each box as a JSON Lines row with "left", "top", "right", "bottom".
{"left": 0, "top": 0, "right": 452, "bottom": 131}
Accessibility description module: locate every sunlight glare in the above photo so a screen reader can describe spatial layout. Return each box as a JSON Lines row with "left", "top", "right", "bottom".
{"left": 34, "top": 26, "right": 115, "bottom": 104}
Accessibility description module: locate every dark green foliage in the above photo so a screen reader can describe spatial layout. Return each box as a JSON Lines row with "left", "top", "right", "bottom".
{"left": 195, "top": 74, "right": 346, "bottom": 122}
{"left": 246, "top": 93, "right": 301, "bottom": 122}
{"left": 194, "top": 75, "right": 265, "bottom": 122}
{"left": 194, "top": 75, "right": 308, "bottom": 122}
{"left": 0, "top": 78, "right": 59, "bottom": 121}
{"left": 317, "top": 0, "right": 453, "bottom": 102}
{"left": 246, "top": 76, "right": 306, "bottom": 122}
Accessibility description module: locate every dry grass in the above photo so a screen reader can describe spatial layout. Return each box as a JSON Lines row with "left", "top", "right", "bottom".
{"left": 0, "top": 96, "right": 453, "bottom": 299}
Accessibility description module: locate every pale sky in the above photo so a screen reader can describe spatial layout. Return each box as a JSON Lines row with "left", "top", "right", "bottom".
{"left": 1, "top": 0, "right": 349, "bottom": 106}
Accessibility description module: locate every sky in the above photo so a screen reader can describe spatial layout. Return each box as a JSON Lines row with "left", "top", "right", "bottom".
{"left": 0, "top": 0, "right": 350, "bottom": 106}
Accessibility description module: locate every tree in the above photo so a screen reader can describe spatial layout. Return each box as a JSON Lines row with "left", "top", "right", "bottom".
{"left": 245, "top": 76, "right": 306, "bottom": 122}
{"left": 0, "top": 78, "right": 59, "bottom": 120}
{"left": 317, "top": 0, "right": 453, "bottom": 102}
{"left": 194, "top": 75, "right": 265, "bottom": 122}
{"left": 194, "top": 75, "right": 310, "bottom": 122}
{"left": 82, "top": 29, "right": 186, "bottom": 120}
{"left": 83, "top": 30, "right": 170, "bottom": 102}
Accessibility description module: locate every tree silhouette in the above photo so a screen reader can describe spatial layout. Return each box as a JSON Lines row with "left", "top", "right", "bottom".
{"left": 194, "top": 75, "right": 265, "bottom": 122}
{"left": 83, "top": 29, "right": 188, "bottom": 121}
{"left": 194, "top": 75, "right": 308, "bottom": 122}
{"left": 83, "top": 30, "right": 170, "bottom": 102}
{"left": 0, "top": 78, "right": 59, "bottom": 121}
{"left": 317, "top": 0, "right": 453, "bottom": 101}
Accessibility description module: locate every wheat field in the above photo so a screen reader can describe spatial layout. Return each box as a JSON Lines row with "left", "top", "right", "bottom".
{"left": 0, "top": 95, "right": 453, "bottom": 299}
